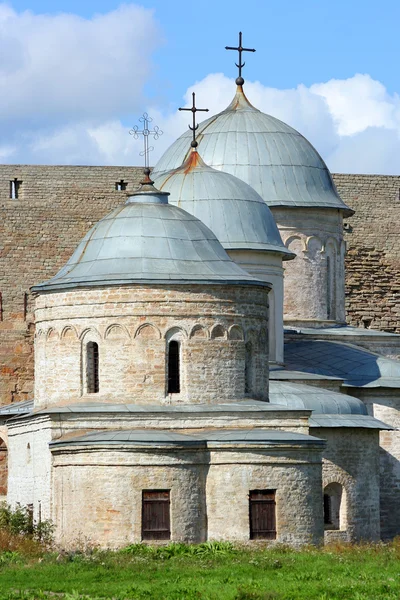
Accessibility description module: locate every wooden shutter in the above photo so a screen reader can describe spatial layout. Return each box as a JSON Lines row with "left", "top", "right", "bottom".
{"left": 142, "top": 490, "right": 171, "bottom": 540}
{"left": 249, "top": 490, "right": 276, "bottom": 540}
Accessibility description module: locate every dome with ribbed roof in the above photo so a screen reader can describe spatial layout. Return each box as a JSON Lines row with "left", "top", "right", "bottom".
{"left": 32, "top": 179, "right": 266, "bottom": 292}
{"left": 153, "top": 149, "right": 293, "bottom": 260}
{"left": 153, "top": 85, "right": 353, "bottom": 216}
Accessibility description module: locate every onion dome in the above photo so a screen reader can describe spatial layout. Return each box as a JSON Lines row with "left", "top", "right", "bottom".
{"left": 153, "top": 149, "right": 293, "bottom": 260}
{"left": 153, "top": 85, "right": 353, "bottom": 216}
{"left": 32, "top": 175, "right": 266, "bottom": 292}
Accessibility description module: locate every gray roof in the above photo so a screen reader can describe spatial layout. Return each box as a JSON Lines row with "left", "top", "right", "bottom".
{"left": 32, "top": 182, "right": 266, "bottom": 293}
{"left": 35, "top": 400, "right": 305, "bottom": 415}
{"left": 50, "top": 428, "right": 325, "bottom": 449}
{"left": 269, "top": 380, "right": 367, "bottom": 414}
{"left": 285, "top": 324, "right": 400, "bottom": 339}
{"left": 309, "top": 415, "right": 393, "bottom": 430}
{"left": 153, "top": 150, "right": 293, "bottom": 260}
{"left": 0, "top": 399, "right": 33, "bottom": 416}
{"left": 153, "top": 86, "right": 353, "bottom": 216}
{"left": 284, "top": 339, "right": 400, "bottom": 388}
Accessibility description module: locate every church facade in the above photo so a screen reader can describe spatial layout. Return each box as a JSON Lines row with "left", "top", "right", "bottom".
{"left": 0, "top": 52, "right": 399, "bottom": 547}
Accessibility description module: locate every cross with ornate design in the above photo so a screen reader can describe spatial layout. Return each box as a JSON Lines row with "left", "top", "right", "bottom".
{"left": 225, "top": 31, "right": 256, "bottom": 85}
{"left": 130, "top": 113, "right": 163, "bottom": 170}
{"left": 179, "top": 92, "right": 209, "bottom": 148}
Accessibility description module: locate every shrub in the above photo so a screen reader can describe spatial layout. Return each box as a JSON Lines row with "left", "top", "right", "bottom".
{"left": 0, "top": 502, "right": 54, "bottom": 547}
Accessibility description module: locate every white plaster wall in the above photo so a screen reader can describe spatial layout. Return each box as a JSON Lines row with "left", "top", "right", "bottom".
{"left": 272, "top": 208, "right": 346, "bottom": 324}
{"left": 6, "top": 416, "right": 53, "bottom": 522}
{"left": 228, "top": 250, "right": 284, "bottom": 364}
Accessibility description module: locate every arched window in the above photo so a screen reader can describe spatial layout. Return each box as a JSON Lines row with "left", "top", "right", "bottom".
{"left": 86, "top": 341, "right": 99, "bottom": 394}
{"left": 167, "top": 340, "right": 180, "bottom": 394}
{"left": 245, "top": 341, "right": 254, "bottom": 395}
{"left": 0, "top": 437, "right": 8, "bottom": 498}
{"left": 324, "top": 483, "right": 345, "bottom": 530}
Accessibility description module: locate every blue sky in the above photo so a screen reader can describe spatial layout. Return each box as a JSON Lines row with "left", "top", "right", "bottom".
{"left": 1, "top": 1, "right": 400, "bottom": 172}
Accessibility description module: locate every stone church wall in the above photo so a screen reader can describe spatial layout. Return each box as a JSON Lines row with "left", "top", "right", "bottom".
{"left": 1, "top": 166, "right": 400, "bottom": 405}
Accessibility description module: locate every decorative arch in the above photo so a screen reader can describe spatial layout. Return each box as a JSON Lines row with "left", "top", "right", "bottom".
{"left": 105, "top": 324, "right": 130, "bottom": 340}
{"left": 35, "top": 328, "right": 45, "bottom": 339}
{"left": 228, "top": 325, "right": 244, "bottom": 341}
{"left": 135, "top": 323, "right": 161, "bottom": 340}
{"left": 0, "top": 436, "right": 8, "bottom": 497}
{"left": 164, "top": 326, "right": 187, "bottom": 342}
{"left": 284, "top": 235, "right": 306, "bottom": 253}
{"left": 61, "top": 325, "right": 78, "bottom": 340}
{"left": 189, "top": 324, "right": 208, "bottom": 339}
{"left": 80, "top": 327, "right": 101, "bottom": 342}
{"left": 210, "top": 324, "right": 226, "bottom": 340}
{"left": 305, "top": 235, "right": 323, "bottom": 257}
{"left": 46, "top": 327, "right": 59, "bottom": 342}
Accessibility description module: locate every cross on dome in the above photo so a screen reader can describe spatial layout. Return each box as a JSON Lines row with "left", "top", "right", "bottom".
{"left": 130, "top": 113, "right": 163, "bottom": 182}
{"left": 225, "top": 31, "right": 256, "bottom": 86}
{"left": 179, "top": 92, "right": 209, "bottom": 148}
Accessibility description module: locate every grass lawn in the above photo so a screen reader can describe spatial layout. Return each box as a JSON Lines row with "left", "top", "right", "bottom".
{"left": 1, "top": 541, "right": 400, "bottom": 600}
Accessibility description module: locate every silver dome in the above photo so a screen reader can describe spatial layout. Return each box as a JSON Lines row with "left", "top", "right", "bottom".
{"left": 153, "top": 150, "right": 293, "bottom": 260}
{"left": 154, "top": 86, "right": 353, "bottom": 216}
{"left": 32, "top": 181, "right": 266, "bottom": 292}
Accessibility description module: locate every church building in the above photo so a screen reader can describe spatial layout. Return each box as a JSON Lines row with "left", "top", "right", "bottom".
{"left": 0, "top": 35, "right": 399, "bottom": 548}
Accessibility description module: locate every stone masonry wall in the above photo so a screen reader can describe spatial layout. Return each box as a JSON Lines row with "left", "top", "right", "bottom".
{"left": 34, "top": 284, "right": 269, "bottom": 408}
{"left": 0, "top": 165, "right": 143, "bottom": 405}
{"left": 1, "top": 166, "right": 400, "bottom": 405}
{"left": 333, "top": 173, "right": 400, "bottom": 333}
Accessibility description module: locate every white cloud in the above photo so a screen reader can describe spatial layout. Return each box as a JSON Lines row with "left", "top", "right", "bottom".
{"left": 1, "top": 4, "right": 400, "bottom": 174}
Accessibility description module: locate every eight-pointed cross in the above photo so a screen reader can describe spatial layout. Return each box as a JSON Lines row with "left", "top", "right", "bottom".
{"left": 225, "top": 31, "right": 256, "bottom": 85}
{"left": 179, "top": 92, "right": 209, "bottom": 148}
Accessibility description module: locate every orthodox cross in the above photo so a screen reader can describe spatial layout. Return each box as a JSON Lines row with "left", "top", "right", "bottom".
{"left": 179, "top": 92, "right": 209, "bottom": 148}
{"left": 130, "top": 113, "right": 163, "bottom": 171}
{"left": 225, "top": 31, "right": 256, "bottom": 85}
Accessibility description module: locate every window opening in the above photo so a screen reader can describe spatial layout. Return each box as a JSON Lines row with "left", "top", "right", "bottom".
{"left": 10, "top": 179, "right": 22, "bottom": 199}
{"left": 323, "top": 494, "right": 331, "bottom": 525}
{"left": 142, "top": 490, "right": 171, "bottom": 540}
{"left": 115, "top": 179, "right": 127, "bottom": 191}
{"left": 249, "top": 490, "right": 276, "bottom": 540}
{"left": 86, "top": 341, "right": 99, "bottom": 394}
{"left": 167, "top": 340, "right": 180, "bottom": 394}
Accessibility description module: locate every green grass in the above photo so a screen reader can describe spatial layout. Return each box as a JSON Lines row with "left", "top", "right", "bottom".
{"left": 0, "top": 540, "right": 400, "bottom": 600}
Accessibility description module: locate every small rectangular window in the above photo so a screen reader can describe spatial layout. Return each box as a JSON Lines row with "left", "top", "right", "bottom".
{"left": 167, "top": 340, "right": 180, "bottom": 394}
{"left": 115, "top": 180, "right": 127, "bottom": 191}
{"left": 10, "top": 179, "right": 22, "bottom": 199}
{"left": 249, "top": 489, "right": 276, "bottom": 540}
{"left": 142, "top": 490, "right": 171, "bottom": 540}
{"left": 86, "top": 341, "right": 99, "bottom": 394}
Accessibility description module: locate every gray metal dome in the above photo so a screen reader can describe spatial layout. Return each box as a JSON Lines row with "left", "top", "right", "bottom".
{"left": 32, "top": 180, "right": 266, "bottom": 292}
{"left": 153, "top": 86, "right": 353, "bottom": 216}
{"left": 153, "top": 150, "right": 293, "bottom": 260}
{"left": 269, "top": 380, "right": 367, "bottom": 415}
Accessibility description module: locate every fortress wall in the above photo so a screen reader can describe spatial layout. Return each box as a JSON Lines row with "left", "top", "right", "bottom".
{"left": 0, "top": 166, "right": 400, "bottom": 404}
{"left": 333, "top": 173, "right": 400, "bottom": 333}
{"left": 0, "top": 165, "right": 143, "bottom": 404}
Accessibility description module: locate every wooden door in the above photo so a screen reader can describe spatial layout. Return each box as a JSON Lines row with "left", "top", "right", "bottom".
{"left": 249, "top": 490, "right": 276, "bottom": 540}
{"left": 142, "top": 490, "right": 171, "bottom": 540}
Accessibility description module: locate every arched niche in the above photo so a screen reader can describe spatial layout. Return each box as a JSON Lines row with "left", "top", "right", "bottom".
{"left": 105, "top": 324, "right": 130, "bottom": 341}
{"left": 190, "top": 325, "right": 208, "bottom": 339}
{"left": 135, "top": 323, "right": 161, "bottom": 340}
{"left": 210, "top": 324, "right": 226, "bottom": 340}
{"left": 324, "top": 482, "right": 347, "bottom": 531}
{"left": 228, "top": 325, "right": 244, "bottom": 341}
